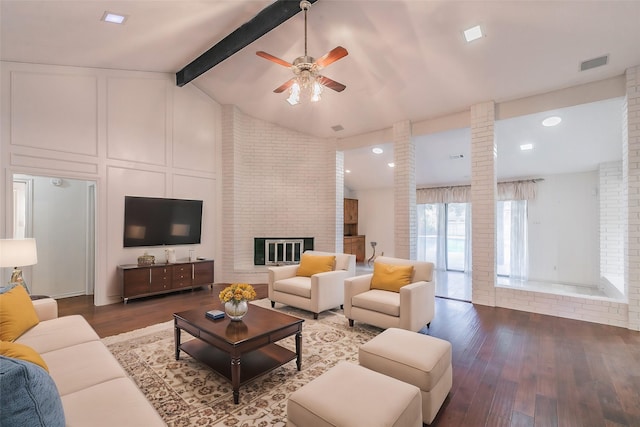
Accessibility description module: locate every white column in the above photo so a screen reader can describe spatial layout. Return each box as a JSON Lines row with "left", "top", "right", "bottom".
{"left": 471, "top": 101, "right": 497, "bottom": 306}
{"left": 393, "top": 120, "right": 416, "bottom": 259}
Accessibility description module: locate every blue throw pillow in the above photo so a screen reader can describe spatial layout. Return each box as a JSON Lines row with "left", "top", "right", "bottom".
{"left": 0, "top": 355, "right": 65, "bottom": 427}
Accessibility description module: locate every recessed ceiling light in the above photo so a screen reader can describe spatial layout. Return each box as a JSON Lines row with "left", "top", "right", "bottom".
{"left": 520, "top": 143, "right": 534, "bottom": 151}
{"left": 388, "top": 162, "right": 395, "bottom": 168}
{"left": 542, "top": 116, "right": 562, "bottom": 127}
{"left": 102, "top": 11, "right": 127, "bottom": 24}
{"left": 372, "top": 147, "right": 383, "bottom": 154}
{"left": 463, "top": 25, "right": 483, "bottom": 43}
{"left": 345, "top": 169, "right": 351, "bottom": 174}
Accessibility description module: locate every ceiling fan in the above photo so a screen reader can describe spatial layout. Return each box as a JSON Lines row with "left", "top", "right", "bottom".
{"left": 256, "top": 0, "right": 348, "bottom": 105}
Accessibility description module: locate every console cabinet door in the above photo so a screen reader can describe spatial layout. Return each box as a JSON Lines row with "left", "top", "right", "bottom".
{"left": 150, "top": 266, "right": 171, "bottom": 293}
{"left": 344, "top": 198, "right": 358, "bottom": 224}
{"left": 122, "top": 268, "right": 150, "bottom": 298}
{"left": 172, "top": 263, "right": 192, "bottom": 289}
{"left": 193, "top": 261, "right": 214, "bottom": 286}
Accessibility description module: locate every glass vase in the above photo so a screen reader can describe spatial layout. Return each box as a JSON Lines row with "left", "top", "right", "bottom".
{"left": 224, "top": 300, "right": 248, "bottom": 321}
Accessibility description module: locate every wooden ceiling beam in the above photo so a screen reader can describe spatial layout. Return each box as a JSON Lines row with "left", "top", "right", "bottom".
{"left": 176, "top": 0, "right": 319, "bottom": 87}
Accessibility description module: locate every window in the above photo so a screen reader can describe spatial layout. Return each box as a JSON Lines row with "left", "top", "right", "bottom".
{"left": 417, "top": 202, "right": 471, "bottom": 272}
{"left": 496, "top": 200, "right": 528, "bottom": 280}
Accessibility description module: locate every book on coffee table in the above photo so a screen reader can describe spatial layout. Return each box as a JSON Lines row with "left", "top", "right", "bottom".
{"left": 205, "top": 310, "right": 225, "bottom": 320}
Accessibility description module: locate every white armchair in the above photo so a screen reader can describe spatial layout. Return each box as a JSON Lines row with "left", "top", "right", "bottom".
{"left": 344, "top": 256, "right": 435, "bottom": 331}
{"left": 268, "top": 250, "right": 356, "bottom": 319}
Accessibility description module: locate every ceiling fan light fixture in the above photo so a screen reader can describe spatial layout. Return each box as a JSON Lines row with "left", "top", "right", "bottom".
{"left": 286, "top": 82, "right": 301, "bottom": 105}
{"left": 311, "top": 80, "right": 323, "bottom": 102}
{"left": 258, "top": 0, "right": 347, "bottom": 105}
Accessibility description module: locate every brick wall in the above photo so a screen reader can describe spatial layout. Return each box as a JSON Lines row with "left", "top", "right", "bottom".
{"left": 496, "top": 287, "right": 628, "bottom": 327}
{"left": 394, "top": 120, "right": 416, "bottom": 259}
{"left": 626, "top": 65, "right": 640, "bottom": 331}
{"left": 599, "top": 161, "right": 623, "bottom": 289}
{"left": 220, "top": 105, "right": 338, "bottom": 283}
{"left": 471, "top": 102, "right": 497, "bottom": 306}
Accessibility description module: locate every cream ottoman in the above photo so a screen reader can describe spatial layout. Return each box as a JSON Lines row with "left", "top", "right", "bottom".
{"left": 359, "top": 328, "right": 452, "bottom": 425}
{"left": 287, "top": 361, "right": 422, "bottom": 427}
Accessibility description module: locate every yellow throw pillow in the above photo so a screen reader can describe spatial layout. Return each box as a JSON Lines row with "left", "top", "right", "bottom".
{"left": 296, "top": 254, "right": 336, "bottom": 277}
{"left": 0, "top": 341, "right": 49, "bottom": 372}
{"left": 0, "top": 285, "right": 40, "bottom": 341}
{"left": 370, "top": 263, "right": 414, "bottom": 292}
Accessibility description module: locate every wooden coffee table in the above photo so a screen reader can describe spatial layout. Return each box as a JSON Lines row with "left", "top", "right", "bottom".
{"left": 173, "top": 304, "right": 303, "bottom": 404}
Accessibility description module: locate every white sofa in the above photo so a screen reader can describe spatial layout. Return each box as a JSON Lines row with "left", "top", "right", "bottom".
{"left": 13, "top": 298, "right": 165, "bottom": 426}
{"left": 268, "top": 250, "right": 356, "bottom": 318}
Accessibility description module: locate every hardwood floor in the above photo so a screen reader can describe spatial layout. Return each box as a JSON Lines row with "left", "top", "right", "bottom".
{"left": 57, "top": 286, "right": 640, "bottom": 426}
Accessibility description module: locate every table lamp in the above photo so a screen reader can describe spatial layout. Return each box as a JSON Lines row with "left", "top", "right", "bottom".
{"left": 0, "top": 238, "right": 38, "bottom": 293}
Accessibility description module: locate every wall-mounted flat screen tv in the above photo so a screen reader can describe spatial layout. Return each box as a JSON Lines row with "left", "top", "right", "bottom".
{"left": 123, "top": 196, "right": 203, "bottom": 247}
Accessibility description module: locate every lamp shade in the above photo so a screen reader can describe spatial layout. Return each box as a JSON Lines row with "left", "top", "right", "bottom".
{"left": 0, "top": 238, "right": 38, "bottom": 268}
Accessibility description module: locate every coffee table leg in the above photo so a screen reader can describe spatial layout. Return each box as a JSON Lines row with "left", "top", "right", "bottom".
{"left": 174, "top": 325, "right": 181, "bottom": 360}
{"left": 295, "top": 331, "right": 302, "bottom": 371}
{"left": 231, "top": 356, "right": 241, "bottom": 404}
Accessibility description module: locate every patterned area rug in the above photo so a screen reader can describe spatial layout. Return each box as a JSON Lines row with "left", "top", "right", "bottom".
{"left": 103, "top": 300, "right": 382, "bottom": 426}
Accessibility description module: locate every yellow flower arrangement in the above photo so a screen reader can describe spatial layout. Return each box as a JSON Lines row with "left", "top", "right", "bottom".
{"left": 219, "top": 283, "right": 257, "bottom": 305}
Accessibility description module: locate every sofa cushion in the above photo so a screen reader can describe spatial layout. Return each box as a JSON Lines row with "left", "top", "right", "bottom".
{"left": 16, "top": 314, "right": 100, "bottom": 354}
{"left": 296, "top": 253, "right": 336, "bottom": 277}
{"left": 273, "top": 276, "right": 311, "bottom": 298}
{"left": 61, "top": 377, "right": 165, "bottom": 426}
{"left": 352, "top": 289, "right": 400, "bottom": 317}
{"left": 0, "top": 341, "right": 49, "bottom": 372}
{"left": 0, "top": 355, "right": 65, "bottom": 427}
{"left": 41, "top": 341, "right": 128, "bottom": 396}
{"left": 0, "top": 284, "right": 40, "bottom": 341}
{"left": 371, "top": 263, "right": 414, "bottom": 292}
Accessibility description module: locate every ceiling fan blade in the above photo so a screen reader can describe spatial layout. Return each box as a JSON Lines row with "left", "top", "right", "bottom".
{"left": 318, "top": 76, "right": 346, "bottom": 92}
{"left": 256, "top": 51, "right": 293, "bottom": 68}
{"left": 315, "top": 46, "right": 348, "bottom": 68}
{"left": 274, "top": 79, "right": 296, "bottom": 93}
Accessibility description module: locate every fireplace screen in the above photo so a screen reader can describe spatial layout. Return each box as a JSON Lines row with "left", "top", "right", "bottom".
{"left": 254, "top": 237, "right": 314, "bottom": 265}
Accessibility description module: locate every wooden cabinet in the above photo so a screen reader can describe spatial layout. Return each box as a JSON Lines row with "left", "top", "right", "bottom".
{"left": 118, "top": 259, "right": 214, "bottom": 303}
{"left": 150, "top": 265, "right": 171, "bottom": 293}
{"left": 344, "top": 235, "right": 366, "bottom": 263}
{"left": 193, "top": 261, "right": 214, "bottom": 286}
{"left": 172, "top": 263, "right": 192, "bottom": 289}
{"left": 344, "top": 198, "right": 365, "bottom": 262}
{"left": 344, "top": 198, "right": 358, "bottom": 225}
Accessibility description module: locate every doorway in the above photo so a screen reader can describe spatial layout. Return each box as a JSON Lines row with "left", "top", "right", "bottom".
{"left": 12, "top": 174, "right": 96, "bottom": 298}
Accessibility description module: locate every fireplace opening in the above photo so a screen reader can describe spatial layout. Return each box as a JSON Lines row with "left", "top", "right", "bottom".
{"left": 254, "top": 237, "right": 314, "bottom": 266}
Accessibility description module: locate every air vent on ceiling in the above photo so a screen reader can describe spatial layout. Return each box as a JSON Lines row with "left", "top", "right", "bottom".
{"left": 580, "top": 55, "right": 608, "bottom": 72}
{"left": 331, "top": 125, "right": 344, "bottom": 132}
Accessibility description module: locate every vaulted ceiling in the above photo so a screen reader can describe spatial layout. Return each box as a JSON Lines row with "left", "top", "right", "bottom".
{"left": 2, "top": 0, "right": 638, "bottom": 189}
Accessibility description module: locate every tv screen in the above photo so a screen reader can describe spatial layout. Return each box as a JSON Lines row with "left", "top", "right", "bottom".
{"left": 123, "top": 196, "right": 203, "bottom": 247}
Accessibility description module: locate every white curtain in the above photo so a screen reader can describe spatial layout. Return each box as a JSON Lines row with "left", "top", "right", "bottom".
{"left": 436, "top": 204, "right": 447, "bottom": 271}
{"left": 509, "top": 200, "right": 528, "bottom": 280}
{"left": 417, "top": 179, "right": 538, "bottom": 204}
{"left": 464, "top": 204, "right": 472, "bottom": 274}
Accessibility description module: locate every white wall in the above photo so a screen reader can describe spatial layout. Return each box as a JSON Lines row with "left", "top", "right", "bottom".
{"left": 353, "top": 188, "right": 395, "bottom": 258}
{"left": 1, "top": 61, "right": 220, "bottom": 305}
{"left": 528, "top": 171, "right": 599, "bottom": 285}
